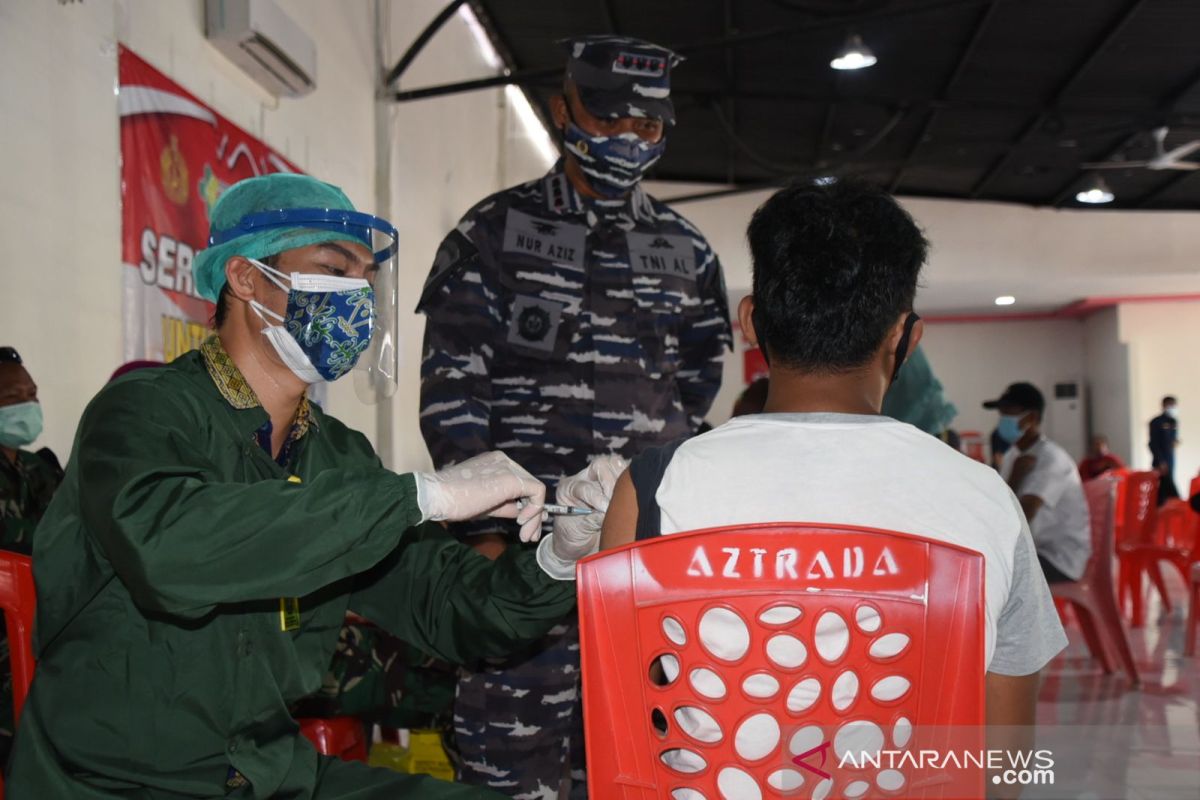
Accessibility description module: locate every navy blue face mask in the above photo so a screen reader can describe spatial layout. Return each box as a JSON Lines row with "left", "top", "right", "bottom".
{"left": 562, "top": 105, "right": 666, "bottom": 198}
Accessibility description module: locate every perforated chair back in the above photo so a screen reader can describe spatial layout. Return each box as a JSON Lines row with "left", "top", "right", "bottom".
{"left": 1116, "top": 471, "right": 1159, "bottom": 547}
{"left": 1083, "top": 478, "right": 1118, "bottom": 584}
{"left": 578, "top": 524, "right": 986, "bottom": 800}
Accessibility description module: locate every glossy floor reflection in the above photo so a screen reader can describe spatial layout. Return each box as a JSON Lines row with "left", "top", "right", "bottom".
{"left": 1035, "top": 576, "right": 1199, "bottom": 799}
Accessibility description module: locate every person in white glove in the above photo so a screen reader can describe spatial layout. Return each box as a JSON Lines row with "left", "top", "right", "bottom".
{"left": 536, "top": 454, "right": 628, "bottom": 580}
{"left": 415, "top": 450, "right": 548, "bottom": 543}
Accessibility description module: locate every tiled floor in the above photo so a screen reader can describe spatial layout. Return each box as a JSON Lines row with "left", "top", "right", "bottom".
{"left": 1035, "top": 576, "right": 1199, "bottom": 799}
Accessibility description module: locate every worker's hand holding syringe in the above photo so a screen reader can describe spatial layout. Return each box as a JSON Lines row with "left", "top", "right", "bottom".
{"left": 415, "top": 451, "right": 549, "bottom": 542}
{"left": 536, "top": 455, "right": 628, "bottom": 580}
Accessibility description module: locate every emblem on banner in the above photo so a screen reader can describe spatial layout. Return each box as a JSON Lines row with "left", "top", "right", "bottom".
{"left": 160, "top": 134, "right": 190, "bottom": 206}
{"left": 197, "top": 164, "right": 226, "bottom": 219}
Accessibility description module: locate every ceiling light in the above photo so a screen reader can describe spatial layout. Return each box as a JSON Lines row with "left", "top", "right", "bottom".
{"left": 830, "top": 34, "right": 877, "bottom": 71}
{"left": 814, "top": 175, "right": 837, "bottom": 185}
{"left": 995, "top": 295, "right": 1016, "bottom": 306}
{"left": 1075, "top": 176, "right": 1114, "bottom": 204}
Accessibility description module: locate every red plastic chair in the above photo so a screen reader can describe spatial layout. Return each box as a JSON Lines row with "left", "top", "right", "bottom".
{"left": 578, "top": 524, "right": 985, "bottom": 799}
{"left": 0, "top": 552, "right": 36, "bottom": 799}
{"left": 1114, "top": 470, "right": 1171, "bottom": 627}
{"left": 0, "top": 550, "right": 365, "bottom": 800}
{"left": 1186, "top": 562, "right": 1200, "bottom": 657}
{"left": 296, "top": 716, "right": 368, "bottom": 762}
{"left": 1051, "top": 479, "right": 1139, "bottom": 684}
{"left": 1123, "top": 476, "right": 1200, "bottom": 629}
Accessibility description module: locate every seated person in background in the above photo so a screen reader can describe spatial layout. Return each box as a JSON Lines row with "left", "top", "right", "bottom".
{"left": 0, "top": 346, "right": 64, "bottom": 763}
{"left": 601, "top": 179, "right": 1066, "bottom": 780}
{"left": 0, "top": 346, "right": 62, "bottom": 554}
{"left": 1078, "top": 434, "right": 1126, "bottom": 481}
{"left": 987, "top": 382, "right": 1091, "bottom": 584}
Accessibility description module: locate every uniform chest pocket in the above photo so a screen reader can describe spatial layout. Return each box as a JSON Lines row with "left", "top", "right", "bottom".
{"left": 626, "top": 230, "right": 699, "bottom": 371}
{"left": 497, "top": 254, "right": 586, "bottom": 361}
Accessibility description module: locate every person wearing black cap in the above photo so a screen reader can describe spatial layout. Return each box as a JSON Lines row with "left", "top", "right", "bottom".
{"left": 416, "top": 35, "right": 732, "bottom": 794}
{"left": 986, "top": 382, "right": 1091, "bottom": 583}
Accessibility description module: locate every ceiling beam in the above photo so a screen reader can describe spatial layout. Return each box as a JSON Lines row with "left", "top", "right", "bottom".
{"left": 395, "top": 0, "right": 988, "bottom": 102}
{"left": 384, "top": 0, "right": 469, "bottom": 88}
{"left": 968, "top": 0, "right": 1150, "bottom": 199}
{"left": 1047, "top": 61, "right": 1200, "bottom": 206}
{"left": 889, "top": 0, "right": 1000, "bottom": 192}
{"left": 1136, "top": 170, "right": 1199, "bottom": 208}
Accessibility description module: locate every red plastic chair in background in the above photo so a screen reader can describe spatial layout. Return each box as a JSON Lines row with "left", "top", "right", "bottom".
{"left": 1113, "top": 470, "right": 1171, "bottom": 627}
{"left": 1122, "top": 475, "right": 1200, "bottom": 633}
{"left": 958, "top": 430, "right": 986, "bottom": 463}
{"left": 577, "top": 524, "right": 985, "bottom": 800}
{"left": 1051, "top": 479, "right": 1139, "bottom": 684}
{"left": 296, "top": 716, "right": 368, "bottom": 763}
{"left": 1185, "top": 562, "right": 1200, "bottom": 657}
{"left": 0, "top": 550, "right": 364, "bottom": 800}
{"left": 0, "top": 552, "right": 36, "bottom": 799}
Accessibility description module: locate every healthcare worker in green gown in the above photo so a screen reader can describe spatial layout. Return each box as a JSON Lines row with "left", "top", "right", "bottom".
{"left": 5, "top": 174, "right": 606, "bottom": 799}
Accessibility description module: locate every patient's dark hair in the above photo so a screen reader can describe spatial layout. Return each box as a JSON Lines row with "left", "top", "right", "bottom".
{"left": 747, "top": 178, "right": 927, "bottom": 372}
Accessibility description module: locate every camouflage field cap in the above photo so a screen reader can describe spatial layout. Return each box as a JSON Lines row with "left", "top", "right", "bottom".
{"left": 560, "top": 35, "right": 682, "bottom": 125}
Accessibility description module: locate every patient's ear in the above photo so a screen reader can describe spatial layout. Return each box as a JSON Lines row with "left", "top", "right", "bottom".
{"left": 738, "top": 295, "right": 759, "bottom": 349}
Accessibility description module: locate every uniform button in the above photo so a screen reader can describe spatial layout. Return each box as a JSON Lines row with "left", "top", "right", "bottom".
{"left": 228, "top": 739, "right": 239, "bottom": 754}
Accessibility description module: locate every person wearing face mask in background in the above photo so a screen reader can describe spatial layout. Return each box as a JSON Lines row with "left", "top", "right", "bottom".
{"left": 1149, "top": 395, "right": 1181, "bottom": 504}
{"left": 0, "top": 346, "right": 64, "bottom": 763}
{"left": 987, "top": 382, "right": 1091, "bottom": 585}
{"left": 417, "top": 35, "right": 732, "bottom": 796}
{"left": 5, "top": 173, "right": 617, "bottom": 800}
{"left": 0, "top": 346, "right": 62, "bottom": 555}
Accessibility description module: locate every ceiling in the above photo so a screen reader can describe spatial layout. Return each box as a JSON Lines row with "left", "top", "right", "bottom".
{"left": 462, "top": 0, "right": 1200, "bottom": 211}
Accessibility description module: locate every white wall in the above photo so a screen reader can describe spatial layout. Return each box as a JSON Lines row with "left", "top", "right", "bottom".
{"left": 1083, "top": 308, "right": 1133, "bottom": 463}
{"left": 1119, "top": 302, "right": 1200, "bottom": 488}
{"left": 920, "top": 319, "right": 1088, "bottom": 458}
{"left": 0, "top": 0, "right": 552, "bottom": 466}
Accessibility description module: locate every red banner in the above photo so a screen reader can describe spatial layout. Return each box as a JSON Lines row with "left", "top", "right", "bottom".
{"left": 119, "top": 46, "right": 302, "bottom": 363}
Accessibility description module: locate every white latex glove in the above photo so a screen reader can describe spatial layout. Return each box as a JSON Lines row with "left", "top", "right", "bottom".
{"left": 415, "top": 451, "right": 547, "bottom": 542}
{"left": 536, "top": 455, "right": 628, "bottom": 580}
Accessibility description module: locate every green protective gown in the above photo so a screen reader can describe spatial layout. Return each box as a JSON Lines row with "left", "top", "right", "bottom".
{"left": 6, "top": 350, "right": 576, "bottom": 799}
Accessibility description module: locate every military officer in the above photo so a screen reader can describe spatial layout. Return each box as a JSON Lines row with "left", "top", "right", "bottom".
{"left": 5, "top": 173, "right": 609, "bottom": 799}
{"left": 1149, "top": 395, "right": 1181, "bottom": 503}
{"left": 418, "top": 35, "right": 732, "bottom": 796}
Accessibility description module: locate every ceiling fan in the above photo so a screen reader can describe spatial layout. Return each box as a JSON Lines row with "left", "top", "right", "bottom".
{"left": 1082, "top": 127, "right": 1200, "bottom": 171}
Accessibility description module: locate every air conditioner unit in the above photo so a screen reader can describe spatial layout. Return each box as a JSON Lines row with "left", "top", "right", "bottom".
{"left": 205, "top": 0, "right": 316, "bottom": 98}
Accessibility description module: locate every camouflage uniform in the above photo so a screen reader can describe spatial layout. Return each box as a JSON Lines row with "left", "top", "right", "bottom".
{"left": 0, "top": 446, "right": 62, "bottom": 759}
{"left": 295, "top": 615, "right": 457, "bottom": 731}
{"left": 417, "top": 37, "right": 732, "bottom": 797}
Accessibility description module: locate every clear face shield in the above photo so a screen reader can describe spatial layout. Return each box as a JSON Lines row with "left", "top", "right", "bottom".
{"left": 211, "top": 208, "right": 400, "bottom": 403}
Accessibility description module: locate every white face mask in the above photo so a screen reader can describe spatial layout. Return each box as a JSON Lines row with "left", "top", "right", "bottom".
{"left": 248, "top": 259, "right": 373, "bottom": 385}
{"left": 1166, "top": 406, "right": 1179, "bottom": 419}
